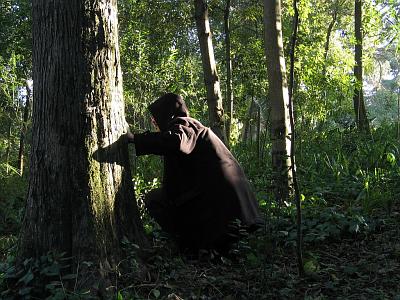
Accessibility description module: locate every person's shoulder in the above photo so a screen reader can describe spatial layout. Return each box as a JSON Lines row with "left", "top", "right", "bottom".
{"left": 172, "top": 116, "right": 204, "bottom": 129}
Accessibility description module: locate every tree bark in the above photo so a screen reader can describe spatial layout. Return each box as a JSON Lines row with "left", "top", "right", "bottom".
{"left": 288, "top": 0, "right": 299, "bottom": 102}
{"left": 224, "top": 0, "right": 233, "bottom": 147}
{"left": 5, "top": 77, "right": 16, "bottom": 175}
{"left": 288, "top": 0, "right": 304, "bottom": 276}
{"left": 242, "top": 98, "right": 255, "bottom": 143}
{"left": 322, "top": 0, "right": 339, "bottom": 75}
{"left": 19, "top": 0, "right": 146, "bottom": 288}
{"left": 263, "top": 0, "right": 293, "bottom": 203}
{"left": 256, "top": 103, "right": 261, "bottom": 159}
{"left": 353, "top": 0, "right": 370, "bottom": 133}
{"left": 5, "top": 122, "right": 12, "bottom": 175}
{"left": 17, "top": 82, "right": 31, "bottom": 175}
{"left": 194, "top": 0, "right": 226, "bottom": 144}
{"left": 397, "top": 92, "right": 400, "bottom": 140}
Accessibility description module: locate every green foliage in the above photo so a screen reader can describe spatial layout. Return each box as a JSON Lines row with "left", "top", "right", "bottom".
{"left": 296, "top": 124, "right": 400, "bottom": 212}
{"left": 0, "top": 2, "right": 32, "bottom": 246}
{"left": 0, "top": 0, "right": 32, "bottom": 75}
{"left": 133, "top": 173, "right": 161, "bottom": 227}
{"left": 119, "top": 0, "right": 209, "bottom": 128}
{"left": 132, "top": 154, "right": 162, "bottom": 224}
{"left": 1, "top": 0, "right": 400, "bottom": 298}
{"left": 0, "top": 252, "right": 93, "bottom": 300}
{"left": 0, "top": 170, "right": 27, "bottom": 236}
{"left": 293, "top": 207, "right": 381, "bottom": 244}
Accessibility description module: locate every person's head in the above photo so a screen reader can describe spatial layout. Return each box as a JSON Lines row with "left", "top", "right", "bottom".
{"left": 148, "top": 93, "right": 189, "bottom": 131}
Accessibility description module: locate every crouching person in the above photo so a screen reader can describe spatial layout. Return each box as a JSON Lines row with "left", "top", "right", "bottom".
{"left": 126, "top": 93, "right": 263, "bottom": 255}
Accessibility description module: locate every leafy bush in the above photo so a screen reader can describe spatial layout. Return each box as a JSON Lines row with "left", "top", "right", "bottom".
{"left": 297, "top": 124, "right": 400, "bottom": 212}
{"left": 0, "top": 167, "right": 27, "bottom": 236}
{"left": 0, "top": 252, "right": 93, "bottom": 300}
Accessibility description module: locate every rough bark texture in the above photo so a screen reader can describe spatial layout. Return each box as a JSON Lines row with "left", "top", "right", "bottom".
{"left": 263, "top": 0, "right": 293, "bottom": 203}
{"left": 194, "top": 0, "right": 226, "bottom": 144}
{"left": 353, "top": 0, "right": 370, "bottom": 133}
{"left": 19, "top": 0, "right": 146, "bottom": 286}
{"left": 224, "top": 0, "right": 233, "bottom": 147}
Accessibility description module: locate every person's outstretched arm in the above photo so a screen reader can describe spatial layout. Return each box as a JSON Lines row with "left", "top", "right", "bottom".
{"left": 129, "top": 118, "right": 198, "bottom": 156}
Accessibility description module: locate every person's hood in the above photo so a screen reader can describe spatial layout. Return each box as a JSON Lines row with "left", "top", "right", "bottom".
{"left": 148, "top": 93, "right": 189, "bottom": 131}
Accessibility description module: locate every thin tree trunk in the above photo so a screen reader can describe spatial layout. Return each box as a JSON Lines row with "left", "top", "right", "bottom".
{"left": 18, "top": 82, "right": 31, "bottom": 175}
{"left": 353, "top": 0, "right": 370, "bottom": 133}
{"left": 322, "top": 0, "right": 339, "bottom": 107}
{"left": 224, "top": 0, "right": 233, "bottom": 146}
{"left": 323, "top": 15, "right": 336, "bottom": 62}
{"left": 5, "top": 122, "right": 12, "bottom": 175}
{"left": 397, "top": 92, "right": 400, "bottom": 140}
{"left": 20, "top": 0, "right": 146, "bottom": 290}
{"left": 288, "top": 0, "right": 299, "bottom": 101}
{"left": 322, "top": 0, "right": 339, "bottom": 75}
{"left": 194, "top": 0, "right": 226, "bottom": 143}
{"left": 288, "top": 0, "right": 304, "bottom": 277}
{"left": 6, "top": 79, "right": 16, "bottom": 175}
{"left": 263, "top": 0, "right": 293, "bottom": 203}
{"left": 249, "top": 96, "right": 255, "bottom": 143}
{"left": 262, "top": 100, "right": 271, "bottom": 160}
{"left": 257, "top": 103, "right": 261, "bottom": 159}
{"left": 242, "top": 99, "right": 255, "bottom": 143}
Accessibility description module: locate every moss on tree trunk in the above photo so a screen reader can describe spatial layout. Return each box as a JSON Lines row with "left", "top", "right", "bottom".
{"left": 19, "top": 0, "right": 146, "bottom": 291}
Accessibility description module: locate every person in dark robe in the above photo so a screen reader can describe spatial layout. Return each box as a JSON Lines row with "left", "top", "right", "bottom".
{"left": 126, "top": 93, "right": 263, "bottom": 254}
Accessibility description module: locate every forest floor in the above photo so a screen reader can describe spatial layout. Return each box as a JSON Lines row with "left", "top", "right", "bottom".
{"left": 126, "top": 204, "right": 400, "bottom": 300}
{"left": 1, "top": 204, "right": 400, "bottom": 299}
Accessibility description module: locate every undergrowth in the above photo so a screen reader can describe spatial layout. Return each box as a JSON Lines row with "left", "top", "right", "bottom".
{"left": 1, "top": 124, "right": 400, "bottom": 299}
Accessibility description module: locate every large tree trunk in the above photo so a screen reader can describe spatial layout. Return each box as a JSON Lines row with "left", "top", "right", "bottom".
{"left": 263, "top": 0, "right": 293, "bottom": 203}
{"left": 17, "top": 82, "right": 31, "bottom": 175}
{"left": 224, "top": 0, "right": 233, "bottom": 147}
{"left": 194, "top": 0, "right": 226, "bottom": 143}
{"left": 19, "top": 0, "right": 146, "bottom": 287}
{"left": 353, "top": 0, "right": 370, "bottom": 133}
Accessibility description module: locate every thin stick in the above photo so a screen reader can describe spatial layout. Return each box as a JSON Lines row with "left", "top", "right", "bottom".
{"left": 288, "top": 0, "right": 304, "bottom": 277}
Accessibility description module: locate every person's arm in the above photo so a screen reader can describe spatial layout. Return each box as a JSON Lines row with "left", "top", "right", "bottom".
{"left": 126, "top": 131, "right": 135, "bottom": 143}
{"left": 134, "top": 121, "right": 197, "bottom": 156}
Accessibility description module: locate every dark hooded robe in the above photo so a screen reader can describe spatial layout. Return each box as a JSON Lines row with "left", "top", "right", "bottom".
{"left": 133, "top": 93, "right": 263, "bottom": 251}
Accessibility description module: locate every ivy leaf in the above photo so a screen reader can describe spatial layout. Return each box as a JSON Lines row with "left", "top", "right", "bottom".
{"left": 152, "top": 289, "right": 160, "bottom": 298}
{"left": 17, "top": 269, "right": 34, "bottom": 285}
